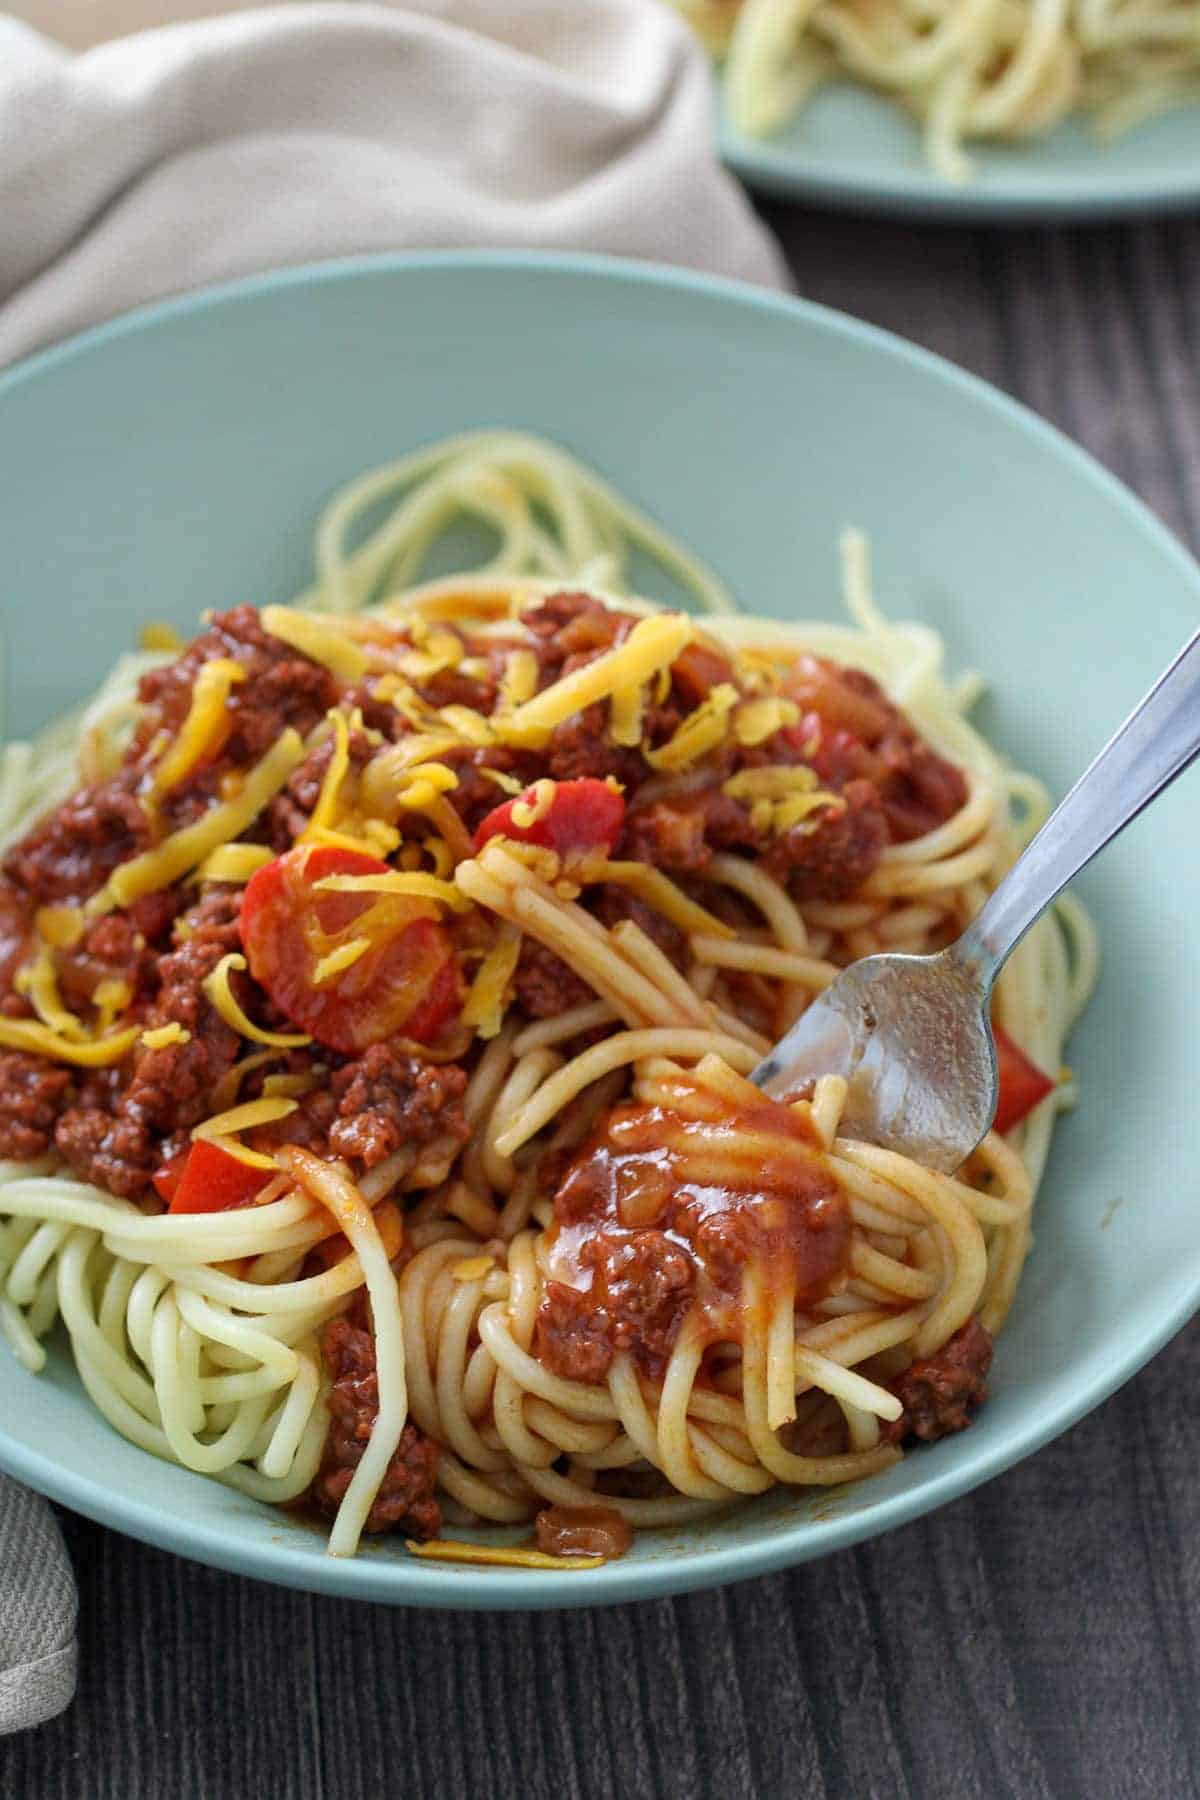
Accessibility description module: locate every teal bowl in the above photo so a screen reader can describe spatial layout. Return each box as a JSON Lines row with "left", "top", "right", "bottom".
{"left": 1, "top": 253, "right": 1198, "bottom": 1607}
{"left": 718, "top": 85, "right": 1200, "bottom": 220}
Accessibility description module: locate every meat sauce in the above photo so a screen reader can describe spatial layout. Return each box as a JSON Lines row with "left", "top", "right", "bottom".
{"left": 536, "top": 1077, "right": 850, "bottom": 1384}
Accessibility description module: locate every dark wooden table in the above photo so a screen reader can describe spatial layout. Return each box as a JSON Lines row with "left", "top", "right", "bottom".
{"left": 6, "top": 208, "right": 1200, "bottom": 1799}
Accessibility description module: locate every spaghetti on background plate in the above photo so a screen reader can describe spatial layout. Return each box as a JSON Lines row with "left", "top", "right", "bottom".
{"left": 0, "top": 433, "right": 1095, "bottom": 1567}
{"left": 677, "top": 0, "right": 1200, "bottom": 183}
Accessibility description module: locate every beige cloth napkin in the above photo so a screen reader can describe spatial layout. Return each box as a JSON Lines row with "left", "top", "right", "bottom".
{"left": 0, "top": 0, "right": 788, "bottom": 368}
{"left": 0, "top": 0, "right": 787, "bottom": 1735}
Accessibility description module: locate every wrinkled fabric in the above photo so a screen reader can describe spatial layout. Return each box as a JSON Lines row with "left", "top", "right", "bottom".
{"left": 0, "top": 0, "right": 788, "bottom": 366}
{"left": 0, "top": 1475, "right": 77, "bottom": 1734}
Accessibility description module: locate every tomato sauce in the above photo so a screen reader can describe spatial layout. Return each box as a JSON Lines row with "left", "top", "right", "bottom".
{"left": 536, "top": 1077, "right": 850, "bottom": 1382}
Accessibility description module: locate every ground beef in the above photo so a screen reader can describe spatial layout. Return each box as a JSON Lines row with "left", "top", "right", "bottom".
{"left": 765, "top": 779, "right": 890, "bottom": 902}
{"left": 53, "top": 891, "right": 244, "bottom": 1195}
{"left": 623, "top": 777, "right": 888, "bottom": 903}
{"left": 441, "top": 746, "right": 542, "bottom": 835}
{"left": 310, "top": 1317, "right": 441, "bottom": 1537}
{"left": 0, "top": 882, "right": 32, "bottom": 996}
{"left": 535, "top": 1282, "right": 616, "bottom": 1383}
{"left": 339, "top": 682, "right": 405, "bottom": 741}
{"left": 3, "top": 771, "right": 152, "bottom": 904}
{"left": 327, "top": 1047, "right": 468, "bottom": 1169}
{"left": 535, "top": 1229, "right": 696, "bottom": 1383}
{"left": 882, "top": 1318, "right": 994, "bottom": 1445}
{"left": 513, "top": 938, "right": 593, "bottom": 1018}
{"left": 56, "top": 899, "right": 178, "bottom": 1014}
{"left": 134, "top": 605, "right": 337, "bottom": 768}
{"left": 53, "top": 1088, "right": 159, "bottom": 1199}
{"left": 0, "top": 1052, "right": 75, "bottom": 1161}
{"left": 545, "top": 704, "right": 648, "bottom": 791}
{"left": 786, "top": 660, "right": 968, "bottom": 843}
{"left": 582, "top": 1228, "right": 695, "bottom": 1366}
{"left": 620, "top": 797, "right": 710, "bottom": 873}
{"left": 522, "top": 591, "right": 630, "bottom": 682}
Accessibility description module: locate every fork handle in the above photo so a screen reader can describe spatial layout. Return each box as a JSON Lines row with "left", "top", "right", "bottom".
{"left": 958, "top": 627, "right": 1200, "bottom": 986}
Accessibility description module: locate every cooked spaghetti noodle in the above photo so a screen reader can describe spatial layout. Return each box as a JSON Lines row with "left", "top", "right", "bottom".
{"left": 0, "top": 431, "right": 1096, "bottom": 1563}
{"left": 676, "top": 0, "right": 1200, "bottom": 183}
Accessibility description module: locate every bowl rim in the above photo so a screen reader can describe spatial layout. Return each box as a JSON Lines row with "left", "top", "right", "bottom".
{"left": 715, "top": 91, "right": 1200, "bottom": 222}
{"left": 1, "top": 247, "right": 1199, "bottom": 1608}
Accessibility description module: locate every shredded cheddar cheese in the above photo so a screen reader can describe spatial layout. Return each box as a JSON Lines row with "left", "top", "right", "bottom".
{"left": 192, "top": 1096, "right": 298, "bottom": 1142}
{"left": 733, "top": 696, "right": 800, "bottom": 745}
{"left": 461, "top": 920, "right": 522, "bottom": 1038}
{"left": 194, "top": 843, "right": 275, "bottom": 885}
{"left": 97, "top": 729, "right": 305, "bottom": 910}
{"left": 645, "top": 683, "right": 739, "bottom": 771}
{"left": 404, "top": 1539, "right": 603, "bottom": 1571}
{"left": 260, "top": 607, "right": 368, "bottom": 682}
{"left": 301, "top": 709, "right": 351, "bottom": 840}
{"left": 203, "top": 953, "right": 312, "bottom": 1047}
{"left": 15, "top": 948, "right": 87, "bottom": 1041}
{"left": 151, "top": 658, "right": 245, "bottom": 795}
{"left": 313, "top": 871, "right": 471, "bottom": 913}
{"left": 139, "top": 621, "right": 184, "bottom": 652}
{"left": 34, "top": 905, "right": 84, "bottom": 950}
{"left": 141, "top": 1022, "right": 191, "bottom": 1050}
{"left": 499, "top": 614, "right": 692, "bottom": 743}
{"left": 498, "top": 648, "right": 538, "bottom": 710}
{"left": 0, "top": 1019, "right": 140, "bottom": 1067}
{"left": 509, "top": 779, "right": 556, "bottom": 831}
{"left": 609, "top": 679, "right": 644, "bottom": 748}
{"left": 478, "top": 768, "right": 523, "bottom": 796}
{"left": 311, "top": 938, "right": 372, "bottom": 985}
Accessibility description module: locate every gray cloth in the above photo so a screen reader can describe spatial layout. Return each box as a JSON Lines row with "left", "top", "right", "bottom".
{"left": 0, "top": 1476, "right": 77, "bottom": 1735}
{"left": 0, "top": 0, "right": 786, "bottom": 1735}
{"left": 0, "top": 0, "right": 787, "bottom": 368}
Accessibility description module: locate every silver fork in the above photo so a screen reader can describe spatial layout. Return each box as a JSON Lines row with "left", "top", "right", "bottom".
{"left": 751, "top": 629, "right": 1200, "bottom": 1171}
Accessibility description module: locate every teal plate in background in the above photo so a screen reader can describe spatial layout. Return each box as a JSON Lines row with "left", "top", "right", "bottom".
{"left": 1, "top": 252, "right": 1199, "bottom": 1607}
{"left": 719, "top": 85, "right": 1200, "bottom": 220}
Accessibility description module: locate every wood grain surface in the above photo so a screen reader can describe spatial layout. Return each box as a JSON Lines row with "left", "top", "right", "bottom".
{"left": 4, "top": 208, "right": 1200, "bottom": 1799}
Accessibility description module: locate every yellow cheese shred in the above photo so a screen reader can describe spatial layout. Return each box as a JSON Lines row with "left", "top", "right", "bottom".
{"left": 733, "top": 697, "right": 800, "bottom": 746}
{"left": 151, "top": 658, "right": 246, "bottom": 796}
{"left": 0, "top": 1019, "right": 140, "bottom": 1067}
{"left": 404, "top": 1539, "right": 604, "bottom": 1571}
{"left": 194, "top": 843, "right": 275, "bottom": 885}
{"left": 461, "top": 921, "right": 522, "bottom": 1039}
{"left": 312, "top": 938, "right": 372, "bottom": 985}
{"left": 498, "top": 648, "right": 538, "bottom": 710}
{"left": 139, "top": 621, "right": 184, "bottom": 652}
{"left": 34, "top": 905, "right": 84, "bottom": 950}
{"left": 313, "top": 872, "right": 471, "bottom": 913}
{"left": 15, "top": 948, "right": 87, "bottom": 1041}
{"left": 645, "top": 683, "right": 739, "bottom": 771}
{"left": 609, "top": 679, "right": 644, "bottom": 748}
{"left": 509, "top": 779, "right": 556, "bottom": 830}
{"left": 300, "top": 709, "right": 351, "bottom": 840}
{"left": 141, "top": 1022, "right": 191, "bottom": 1050}
{"left": 723, "top": 766, "right": 820, "bottom": 799}
{"left": 260, "top": 607, "right": 368, "bottom": 682}
{"left": 98, "top": 729, "right": 305, "bottom": 910}
{"left": 191, "top": 1096, "right": 298, "bottom": 1143}
{"left": 499, "top": 614, "right": 692, "bottom": 744}
{"left": 203, "top": 952, "right": 312, "bottom": 1047}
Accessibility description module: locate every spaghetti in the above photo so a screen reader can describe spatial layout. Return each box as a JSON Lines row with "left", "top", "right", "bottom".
{"left": 675, "top": 0, "right": 1200, "bottom": 183}
{"left": 0, "top": 431, "right": 1096, "bottom": 1563}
